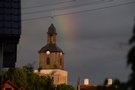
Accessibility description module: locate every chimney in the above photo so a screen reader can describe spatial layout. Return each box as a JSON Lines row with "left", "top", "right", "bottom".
{"left": 84, "top": 78, "right": 89, "bottom": 85}
{"left": 107, "top": 78, "right": 112, "bottom": 85}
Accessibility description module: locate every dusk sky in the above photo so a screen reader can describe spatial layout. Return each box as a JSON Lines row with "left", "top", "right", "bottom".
{"left": 17, "top": 0, "right": 135, "bottom": 86}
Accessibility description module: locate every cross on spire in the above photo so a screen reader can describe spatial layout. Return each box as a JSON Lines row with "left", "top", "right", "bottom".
{"left": 51, "top": 11, "right": 54, "bottom": 19}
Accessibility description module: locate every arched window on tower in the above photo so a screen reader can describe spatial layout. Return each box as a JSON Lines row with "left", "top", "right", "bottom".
{"left": 46, "top": 51, "right": 50, "bottom": 65}
{"left": 46, "top": 57, "right": 50, "bottom": 65}
{"left": 60, "top": 58, "right": 62, "bottom": 65}
{"left": 50, "top": 35, "right": 53, "bottom": 43}
{"left": 60, "top": 52, "right": 62, "bottom": 66}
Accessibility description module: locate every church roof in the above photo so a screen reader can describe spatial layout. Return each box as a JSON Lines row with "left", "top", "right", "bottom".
{"left": 38, "top": 44, "right": 63, "bottom": 53}
{"left": 47, "top": 24, "right": 57, "bottom": 34}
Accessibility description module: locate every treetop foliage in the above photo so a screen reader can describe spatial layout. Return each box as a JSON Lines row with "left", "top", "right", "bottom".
{"left": 2, "top": 65, "right": 75, "bottom": 90}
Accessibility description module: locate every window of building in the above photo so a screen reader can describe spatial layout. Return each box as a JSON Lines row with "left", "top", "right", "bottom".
{"left": 60, "top": 58, "right": 62, "bottom": 65}
{"left": 50, "top": 35, "right": 53, "bottom": 43}
{"left": 46, "top": 57, "right": 50, "bottom": 65}
{"left": 5, "top": 88, "right": 12, "bottom": 90}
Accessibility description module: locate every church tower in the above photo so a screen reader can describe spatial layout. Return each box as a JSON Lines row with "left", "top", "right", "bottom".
{"left": 38, "top": 24, "right": 64, "bottom": 70}
{"left": 35, "top": 24, "right": 68, "bottom": 85}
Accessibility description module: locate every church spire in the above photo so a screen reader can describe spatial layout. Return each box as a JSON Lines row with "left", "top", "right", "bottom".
{"left": 39, "top": 24, "right": 64, "bottom": 70}
{"left": 37, "top": 23, "right": 67, "bottom": 85}
{"left": 47, "top": 24, "right": 57, "bottom": 44}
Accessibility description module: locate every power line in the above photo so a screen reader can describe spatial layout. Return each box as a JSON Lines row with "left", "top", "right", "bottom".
{"left": 22, "top": 1, "right": 135, "bottom": 21}
{"left": 22, "top": 0, "right": 76, "bottom": 9}
{"left": 22, "top": 0, "right": 111, "bottom": 15}
{"left": 22, "top": 0, "right": 112, "bottom": 15}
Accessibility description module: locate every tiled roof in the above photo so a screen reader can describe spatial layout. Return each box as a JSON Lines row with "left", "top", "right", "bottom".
{"left": 38, "top": 44, "right": 63, "bottom": 53}
{"left": 0, "top": 0, "right": 21, "bottom": 35}
{"left": 2, "top": 80, "right": 20, "bottom": 90}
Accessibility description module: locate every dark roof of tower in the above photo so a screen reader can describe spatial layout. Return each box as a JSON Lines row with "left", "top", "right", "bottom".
{"left": 38, "top": 44, "right": 63, "bottom": 53}
{"left": 47, "top": 24, "right": 57, "bottom": 34}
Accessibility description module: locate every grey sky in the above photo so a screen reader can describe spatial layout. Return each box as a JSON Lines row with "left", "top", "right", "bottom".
{"left": 17, "top": 0, "right": 135, "bottom": 86}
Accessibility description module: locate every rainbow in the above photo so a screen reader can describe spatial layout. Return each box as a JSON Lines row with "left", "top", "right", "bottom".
{"left": 53, "top": 15, "right": 76, "bottom": 50}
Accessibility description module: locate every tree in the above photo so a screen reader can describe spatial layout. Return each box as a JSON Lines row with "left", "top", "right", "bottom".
{"left": 103, "top": 78, "right": 108, "bottom": 85}
{"left": 127, "top": 21, "right": 135, "bottom": 90}
{"left": 2, "top": 65, "right": 55, "bottom": 90}
{"left": 112, "top": 79, "right": 127, "bottom": 90}
{"left": 22, "top": 65, "right": 34, "bottom": 75}
{"left": 2, "top": 67, "right": 27, "bottom": 88}
{"left": 103, "top": 78, "right": 128, "bottom": 90}
{"left": 56, "top": 84, "right": 75, "bottom": 90}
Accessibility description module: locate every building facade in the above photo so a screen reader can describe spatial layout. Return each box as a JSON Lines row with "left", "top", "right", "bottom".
{"left": 0, "top": 0, "right": 21, "bottom": 67}
{"left": 35, "top": 24, "right": 68, "bottom": 85}
{"left": 77, "top": 78, "right": 116, "bottom": 90}
{"left": 2, "top": 80, "right": 25, "bottom": 90}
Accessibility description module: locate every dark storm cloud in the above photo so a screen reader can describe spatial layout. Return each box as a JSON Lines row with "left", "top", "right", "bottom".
{"left": 19, "top": 0, "right": 135, "bottom": 86}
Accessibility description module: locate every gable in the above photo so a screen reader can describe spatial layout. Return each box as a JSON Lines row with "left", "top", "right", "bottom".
{"left": 2, "top": 80, "right": 20, "bottom": 90}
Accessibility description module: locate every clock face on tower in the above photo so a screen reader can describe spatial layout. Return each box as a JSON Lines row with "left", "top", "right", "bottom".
{"left": 46, "top": 51, "right": 50, "bottom": 55}
{"left": 60, "top": 52, "right": 62, "bottom": 56}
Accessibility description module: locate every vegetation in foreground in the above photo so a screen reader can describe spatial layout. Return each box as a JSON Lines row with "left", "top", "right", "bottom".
{"left": 2, "top": 65, "right": 75, "bottom": 90}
